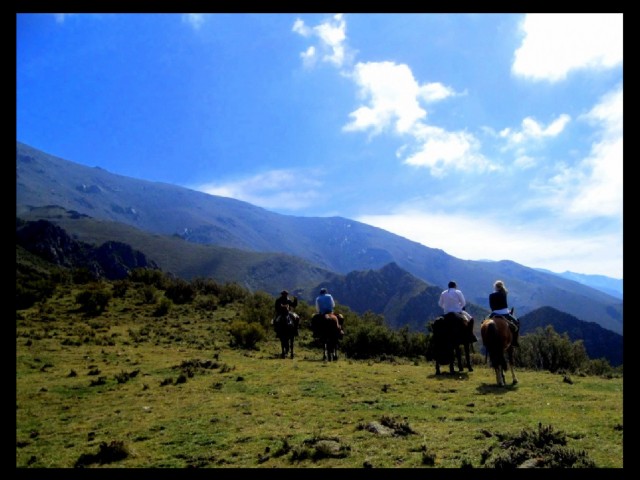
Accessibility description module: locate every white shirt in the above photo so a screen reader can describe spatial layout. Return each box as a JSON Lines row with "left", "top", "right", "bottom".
{"left": 438, "top": 288, "right": 466, "bottom": 314}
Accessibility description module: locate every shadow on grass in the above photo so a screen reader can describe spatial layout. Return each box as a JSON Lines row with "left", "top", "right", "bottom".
{"left": 476, "top": 382, "right": 518, "bottom": 394}
{"left": 427, "top": 372, "right": 472, "bottom": 381}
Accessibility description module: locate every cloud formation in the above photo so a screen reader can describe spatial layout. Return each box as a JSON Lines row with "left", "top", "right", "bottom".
{"left": 512, "top": 13, "right": 623, "bottom": 81}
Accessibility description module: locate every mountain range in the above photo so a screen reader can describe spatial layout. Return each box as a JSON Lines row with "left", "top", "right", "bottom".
{"left": 15, "top": 214, "right": 623, "bottom": 367}
{"left": 15, "top": 141, "right": 623, "bottom": 337}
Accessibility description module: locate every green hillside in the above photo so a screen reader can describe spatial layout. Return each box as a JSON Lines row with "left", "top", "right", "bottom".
{"left": 16, "top": 274, "right": 623, "bottom": 469}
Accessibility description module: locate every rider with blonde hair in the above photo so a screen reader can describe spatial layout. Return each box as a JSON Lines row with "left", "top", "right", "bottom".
{"left": 489, "top": 280, "right": 520, "bottom": 346}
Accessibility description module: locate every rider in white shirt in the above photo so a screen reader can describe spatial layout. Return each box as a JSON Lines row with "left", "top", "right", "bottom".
{"left": 439, "top": 281, "right": 473, "bottom": 322}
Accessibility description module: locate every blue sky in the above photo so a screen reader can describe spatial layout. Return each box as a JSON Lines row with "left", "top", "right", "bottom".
{"left": 16, "top": 13, "right": 623, "bottom": 279}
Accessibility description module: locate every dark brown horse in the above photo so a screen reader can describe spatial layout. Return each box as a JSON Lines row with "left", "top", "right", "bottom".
{"left": 430, "top": 313, "right": 476, "bottom": 375}
{"left": 310, "top": 313, "right": 344, "bottom": 361}
{"left": 480, "top": 315, "right": 518, "bottom": 386}
{"left": 273, "top": 312, "right": 299, "bottom": 359}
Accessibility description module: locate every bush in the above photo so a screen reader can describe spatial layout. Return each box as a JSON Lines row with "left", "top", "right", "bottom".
{"left": 218, "top": 282, "right": 249, "bottom": 306}
{"left": 140, "top": 285, "right": 157, "bottom": 305}
{"left": 153, "top": 297, "right": 172, "bottom": 317}
{"left": 342, "top": 323, "right": 403, "bottom": 359}
{"left": 112, "top": 280, "right": 129, "bottom": 298}
{"left": 228, "top": 320, "right": 266, "bottom": 349}
{"left": 240, "top": 291, "right": 274, "bottom": 329}
{"left": 16, "top": 279, "right": 56, "bottom": 310}
{"left": 75, "top": 285, "right": 112, "bottom": 316}
{"left": 128, "top": 268, "right": 167, "bottom": 289}
{"left": 165, "top": 278, "right": 196, "bottom": 304}
{"left": 517, "top": 326, "right": 591, "bottom": 373}
{"left": 191, "top": 277, "right": 221, "bottom": 296}
{"left": 72, "top": 267, "right": 99, "bottom": 284}
{"left": 195, "top": 294, "right": 219, "bottom": 311}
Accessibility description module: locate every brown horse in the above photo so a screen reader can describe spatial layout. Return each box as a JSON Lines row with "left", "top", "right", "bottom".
{"left": 480, "top": 315, "right": 518, "bottom": 386}
{"left": 310, "top": 313, "right": 344, "bottom": 361}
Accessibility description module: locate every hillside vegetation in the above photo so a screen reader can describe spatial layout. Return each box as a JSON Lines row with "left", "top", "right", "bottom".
{"left": 17, "top": 216, "right": 623, "bottom": 368}
{"left": 16, "top": 268, "right": 623, "bottom": 469}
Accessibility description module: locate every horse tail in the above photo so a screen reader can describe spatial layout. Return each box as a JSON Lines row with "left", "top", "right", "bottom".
{"left": 485, "top": 321, "right": 507, "bottom": 370}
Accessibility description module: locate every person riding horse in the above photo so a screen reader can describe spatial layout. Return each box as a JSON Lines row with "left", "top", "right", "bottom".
{"left": 273, "top": 290, "right": 299, "bottom": 332}
{"left": 315, "top": 288, "right": 343, "bottom": 335}
{"left": 488, "top": 280, "right": 519, "bottom": 346}
{"left": 438, "top": 281, "right": 477, "bottom": 343}
{"left": 273, "top": 290, "right": 300, "bottom": 358}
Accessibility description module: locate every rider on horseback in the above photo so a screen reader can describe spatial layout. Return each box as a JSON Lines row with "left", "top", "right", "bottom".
{"left": 273, "top": 290, "right": 298, "bottom": 332}
{"left": 438, "top": 281, "right": 477, "bottom": 343}
{"left": 489, "top": 280, "right": 520, "bottom": 346}
{"left": 315, "top": 288, "right": 343, "bottom": 335}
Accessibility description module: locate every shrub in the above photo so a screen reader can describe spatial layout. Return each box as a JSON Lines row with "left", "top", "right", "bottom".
{"left": 164, "top": 278, "right": 196, "bottom": 304}
{"left": 218, "top": 282, "right": 249, "bottom": 306}
{"left": 195, "top": 294, "right": 219, "bottom": 311}
{"left": 72, "top": 267, "right": 99, "bottom": 284}
{"left": 140, "top": 285, "right": 157, "bottom": 305}
{"left": 75, "top": 286, "right": 111, "bottom": 316}
{"left": 112, "top": 280, "right": 129, "bottom": 298}
{"left": 240, "top": 291, "right": 274, "bottom": 329}
{"left": 228, "top": 320, "right": 266, "bottom": 349}
{"left": 191, "top": 277, "right": 221, "bottom": 296}
{"left": 517, "top": 326, "right": 591, "bottom": 373}
{"left": 128, "top": 268, "right": 167, "bottom": 289}
{"left": 153, "top": 297, "right": 172, "bottom": 317}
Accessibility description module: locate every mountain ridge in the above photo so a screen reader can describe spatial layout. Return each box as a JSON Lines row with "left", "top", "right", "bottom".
{"left": 15, "top": 215, "right": 623, "bottom": 367}
{"left": 16, "top": 141, "right": 623, "bottom": 335}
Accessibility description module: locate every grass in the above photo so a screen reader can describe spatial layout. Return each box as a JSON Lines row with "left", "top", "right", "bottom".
{"left": 16, "top": 283, "right": 623, "bottom": 469}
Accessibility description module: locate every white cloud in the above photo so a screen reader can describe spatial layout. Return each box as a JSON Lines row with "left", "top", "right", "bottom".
{"left": 300, "top": 46, "right": 316, "bottom": 68}
{"left": 402, "top": 125, "right": 491, "bottom": 176}
{"left": 341, "top": 60, "right": 487, "bottom": 176}
{"left": 513, "top": 155, "right": 536, "bottom": 169}
{"left": 567, "top": 86, "right": 623, "bottom": 217}
{"left": 182, "top": 14, "right": 205, "bottom": 30}
{"left": 419, "top": 82, "right": 458, "bottom": 103}
{"left": 512, "top": 13, "right": 623, "bottom": 82}
{"left": 343, "top": 61, "right": 429, "bottom": 135}
{"left": 499, "top": 114, "right": 571, "bottom": 146}
{"left": 315, "top": 13, "right": 347, "bottom": 66}
{"left": 292, "top": 18, "right": 311, "bottom": 37}
{"left": 356, "top": 210, "right": 622, "bottom": 277}
{"left": 530, "top": 85, "right": 622, "bottom": 219}
{"left": 193, "top": 169, "right": 324, "bottom": 211}
{"left": 293, "top": 14, "right": 350, "bottom": 68}
{"left": 297, "top": 16, "right": 484, "bottom": 179}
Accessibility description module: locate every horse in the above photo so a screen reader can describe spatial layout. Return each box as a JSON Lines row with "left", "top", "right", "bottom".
{"left": 273, "top": 312, "right": 300, "bottom": 359}
{"left": 480, "top": 315, "right": 518, "bottom": 386}
{"left": 429, "top": 313, "right": 476, "bottom": 375}
{"left": 310, "top": 313, "right": 344, "bottom": 361}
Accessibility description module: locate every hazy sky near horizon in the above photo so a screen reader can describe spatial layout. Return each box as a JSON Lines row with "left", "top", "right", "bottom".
{"left": 17, "top": 13, "right": 623, "bottom": 279}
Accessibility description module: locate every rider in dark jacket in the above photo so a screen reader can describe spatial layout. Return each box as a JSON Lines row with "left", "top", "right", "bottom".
{"left": 489, "top": 280, "right": 520, "bottom": 346}
{"left": 273, "top": 290, "right": 298, "bottom": 328}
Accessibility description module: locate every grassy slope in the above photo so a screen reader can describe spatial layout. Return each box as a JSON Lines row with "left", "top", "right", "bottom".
{"left": 16, "top": 283, "right": 623, "bottom": 469}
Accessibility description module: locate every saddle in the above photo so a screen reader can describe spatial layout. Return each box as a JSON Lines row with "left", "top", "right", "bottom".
{"left": 489, "top": 312, "right": 519, "bottom": 332}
